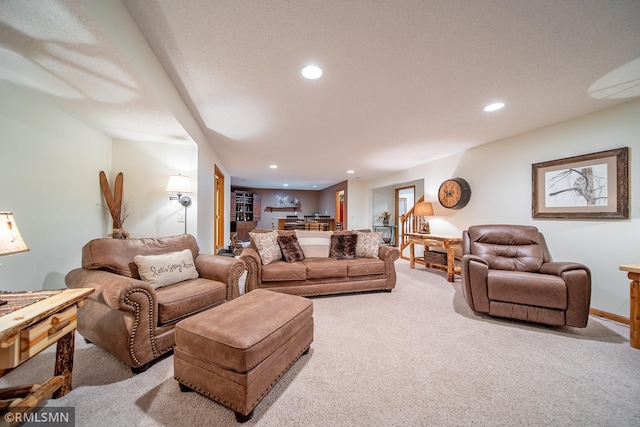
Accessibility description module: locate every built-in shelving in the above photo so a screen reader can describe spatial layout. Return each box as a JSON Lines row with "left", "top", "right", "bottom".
{"left": 265, "top": 206, "right": 301, "bottom": 213}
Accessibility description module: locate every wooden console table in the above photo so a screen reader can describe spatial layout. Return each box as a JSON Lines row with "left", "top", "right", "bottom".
{"left": 407, "top": 233, "right": 462, "bottom": 282}
{"left": 620, "top": 264, "right": 640, "bottom": 349}
{"left": 0, "top": 288, "right": 94, "bottom": 420}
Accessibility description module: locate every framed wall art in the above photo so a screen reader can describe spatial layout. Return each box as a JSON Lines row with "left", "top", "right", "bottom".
{"left": 532, "top": 147, "right": 629, "bottom": 219}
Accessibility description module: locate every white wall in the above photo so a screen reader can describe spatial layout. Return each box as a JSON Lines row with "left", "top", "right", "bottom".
{"left": 0, "top": 82, "right": 112, "bottom": 291}
{"left": 363, "top": 99, "right": 640, "bottom": 318}
{"left": 111, "top": 139, "right": 198, "bottom": 239}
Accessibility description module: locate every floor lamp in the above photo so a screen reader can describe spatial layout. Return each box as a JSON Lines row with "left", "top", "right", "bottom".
{"left": 166, "top": 174, "right": 192, "bottom": 234}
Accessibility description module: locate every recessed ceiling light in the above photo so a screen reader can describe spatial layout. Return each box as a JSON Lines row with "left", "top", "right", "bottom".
{"left": 302, "top": 65, "right": 323, "bottom": 80}
{"left": 283, "top": 183, "right": 289, "bottom": 187}
{"left": 269, "top": 164, "right": 278, "bottom": 169}
{"left": 347, "top": 170, "right": 355, "bottom": 174}
{"left": 484, "top": 102, "right": 505, "bottom": 112}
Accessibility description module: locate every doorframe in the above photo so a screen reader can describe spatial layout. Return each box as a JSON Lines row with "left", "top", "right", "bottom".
{"left": 214, "top": 165, "right": 225, "bottom": 251}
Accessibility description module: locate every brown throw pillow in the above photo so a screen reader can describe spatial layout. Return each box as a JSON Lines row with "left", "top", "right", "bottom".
{"left": 277, "top": 234, "right": 305, "bottom": 263}
{"left": 329, "top": 234, "right": 357, "bottom": 260}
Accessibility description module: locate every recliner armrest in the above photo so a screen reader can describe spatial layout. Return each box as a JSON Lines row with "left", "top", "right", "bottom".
{"left": 538, "top": 261, "right": 589, "bottom": 277}
{"left": 461, "top": 254, "right": 490, "bottom": 312}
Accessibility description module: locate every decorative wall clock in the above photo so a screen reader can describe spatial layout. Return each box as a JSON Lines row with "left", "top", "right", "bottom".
{"left": 438, "top": 178, "right": 471, "bottom": 209}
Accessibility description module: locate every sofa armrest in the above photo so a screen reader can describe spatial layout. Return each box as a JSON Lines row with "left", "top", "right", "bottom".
{"left": 195, "top": 254, "right": 246, "bottom": 300}
{"left": 240, "top": 247, "right": 261, "bottom": 293}
{"left": 377, "top": 245, "right": 399, "bottom": 261}
{"left": 461, "top": 254, "right": 490, "bottom": 312}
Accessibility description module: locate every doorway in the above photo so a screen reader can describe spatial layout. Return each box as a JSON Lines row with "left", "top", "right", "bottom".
{"left": 335, "top": 190, "right": 345, "bottom": 228}
{"left": 214, "top": 165, "right": 225, "bottom": 251}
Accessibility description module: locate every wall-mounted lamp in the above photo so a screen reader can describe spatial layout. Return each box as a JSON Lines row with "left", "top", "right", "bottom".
{"left": 413, "top": 202, "right": 434, "bottom": 234}
{"left": 166, "top": 174, "right": 192, "bottom": 234}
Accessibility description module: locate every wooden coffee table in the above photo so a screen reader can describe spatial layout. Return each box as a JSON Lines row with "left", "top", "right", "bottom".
{"left": 0, "top": 288, "right": 93, "bottom": 419}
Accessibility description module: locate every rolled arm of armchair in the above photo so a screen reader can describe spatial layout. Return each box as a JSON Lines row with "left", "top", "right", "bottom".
{"left": 461, "top": 254, "right": 490, "bottom": 313}
{"left": 65, "top": 268, "right": 156, "bottom": 313}
{"left": 540, "top": 261, "right": 591, "bottom": 327}
{"left": 195, "top": 254, "right": 246, "bottom": 300}
{"left": 240, "top": 247, "right": 261, "bottom": 293}
{"left": 65, "top": 268, "right": 160, "bottom": 367}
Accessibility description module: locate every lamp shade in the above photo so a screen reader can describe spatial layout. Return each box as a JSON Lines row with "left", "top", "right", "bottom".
{"left": 166, "top": 174, "right": 192, "bottom": 194}
{"left": 414, "top": 202, "right": 434, "bottom": 217}
{"left": 0, "top": 212, "right": 29, "bottom": 256}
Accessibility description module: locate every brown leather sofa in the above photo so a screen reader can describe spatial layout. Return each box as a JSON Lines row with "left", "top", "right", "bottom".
{"left": 241, "top": 230, "right": 399, "bottom": 297}
{"left": 65, "top": 234, "right": 246, "bottom": 372}
{"left": 461, "top": 224, "right": 591, "bottom": 327}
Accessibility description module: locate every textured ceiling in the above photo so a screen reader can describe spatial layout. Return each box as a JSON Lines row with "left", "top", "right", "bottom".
{"left": 2, "top": 0, "right": 639, "bottom": 189}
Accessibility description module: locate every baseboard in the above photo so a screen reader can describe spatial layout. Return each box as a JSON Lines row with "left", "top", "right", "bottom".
{"left": 589, "top": 308, "right": 629, "bottom": 325}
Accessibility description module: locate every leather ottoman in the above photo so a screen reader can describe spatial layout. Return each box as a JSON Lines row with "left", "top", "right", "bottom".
{"left": 174, "top": 289, "right": 314, "bottom": 422}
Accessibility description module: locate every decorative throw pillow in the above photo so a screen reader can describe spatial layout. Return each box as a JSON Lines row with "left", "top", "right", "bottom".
{"left": 295, "top": 230, "right": 332, "bottom": 258}
{"left": 329, "top": 234, "right": 357, "bottom": 260}
{"left": 277, "top": 234, "right": 305, "bottom": 263}
{"left": 134, "top": 249, "right": 199, "bottom": 289}
{"left": 356, "top": 231, "right": 382, "bottom": 258}
{"left": 249, "top": 230, "right": 282, "bottom": 265}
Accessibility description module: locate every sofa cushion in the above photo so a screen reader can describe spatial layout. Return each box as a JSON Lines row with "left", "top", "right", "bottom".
{"left": 81, "top": 234, "right": 200, "bottom": 278}
{"left": 329, "top": 234, "right": 357, "bottom": 260}
{"left": 303, "top": 258, "right": 348, "bottom": 279}
{"left": 277, "top": 234, "right": 305, "bottom": 263}
{"left": 346, "top": 258, "right": 386, "bottom": 277}
{"left": 155, "top": 277, "right": 227, "bottom": 325}
{"left": 356, "top": 231, "right": 382, "bottom": 258}
{"left": 261, "top": 261, "right": 307, "bottom": 282}
{"left": 134, "top": 249, "right": 199, "bottom": 288}
{"left": 250, "top": 230, "right": 282, "bottom": 265}
{"left": 295, "top": 230, "right": 332, "bottom": 258}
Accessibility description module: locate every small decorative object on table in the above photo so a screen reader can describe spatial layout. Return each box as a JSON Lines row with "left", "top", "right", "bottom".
{"left": 379, "top": 211, "right": 392, "bottom": 226}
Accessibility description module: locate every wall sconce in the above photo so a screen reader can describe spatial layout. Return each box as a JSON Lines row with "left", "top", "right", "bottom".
{"left": 166, "top": 174, "right": 192, "bottom": 234}
{"left": 413, "top": 202, "right": 434, "bottom": 234}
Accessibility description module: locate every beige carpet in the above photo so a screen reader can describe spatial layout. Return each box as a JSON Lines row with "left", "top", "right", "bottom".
{"left": 2, "top": 259, "right": 639, "bottom": 426}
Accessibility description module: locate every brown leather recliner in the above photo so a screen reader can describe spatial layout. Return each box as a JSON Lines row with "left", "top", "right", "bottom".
{"left": 461, "top": 224, "right": 591, "bottom": 327}
{"left": 65, "top": 234, "right": 246, "bottom": 373}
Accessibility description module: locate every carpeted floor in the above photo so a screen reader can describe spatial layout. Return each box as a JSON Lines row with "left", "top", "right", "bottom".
{"left": 2, "top": 259, "right": 639, "bottom": 426}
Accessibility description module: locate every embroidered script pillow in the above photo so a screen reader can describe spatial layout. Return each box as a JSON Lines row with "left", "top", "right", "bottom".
{"left": 134, "top": 249, "right": 199, "bottom": 288}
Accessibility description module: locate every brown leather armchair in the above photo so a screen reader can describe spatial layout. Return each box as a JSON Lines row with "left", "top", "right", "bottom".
{"left": 461, "top": 224, "right": 591, "bottom": 327}
{"left": 65, "top": 234, "right": 246, "bottom": 373}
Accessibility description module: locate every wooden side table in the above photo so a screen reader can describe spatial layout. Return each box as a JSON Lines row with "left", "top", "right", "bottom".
{"left": 407, "top": 233, "right": 462, "bottom": 282}
{"left": 620, "top": 264, "right": 640, "bottom": 349}
{"left": 0, "top": 288, "right": 94, "bottom": 419}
